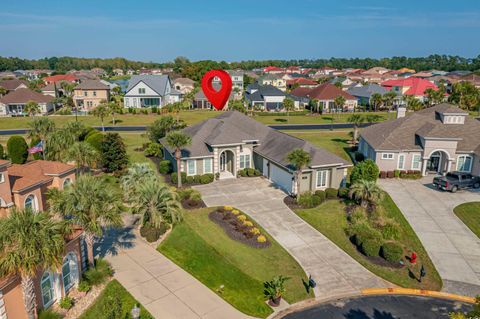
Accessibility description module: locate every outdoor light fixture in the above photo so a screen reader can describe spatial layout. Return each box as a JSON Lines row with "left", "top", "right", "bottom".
{"left": 131, "top": 304, "right": 141, "bottom": 319}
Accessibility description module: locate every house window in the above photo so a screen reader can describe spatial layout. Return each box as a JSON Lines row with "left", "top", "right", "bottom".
{"left": 138, "top": 88, "right": 146, "bottom": 94}
{"left": 84, "top": 91, "right": 88, "bottom": 97}
{"left": 412, "top": 154, "right": 422, "bottom": 170}
{"left": 187, "top": 160, "right": 196, "bottom": 176}
{"left": 240, "top": 154, "right": 251, "bottom": 169}
{"left": 24, "top": 194, "right": 38, "bottom": 211}
{"left": 398, "top": 154, "right": 405, "bottom": 170}
{"left": 133, "top": 99, "right": 137, "bottom": 107}
{"left": 63, "top": 178, "right": 72, "bottom": 188}
{"left": 381, "top": 153, "right": 394, "bottom": 160}
{"left": 62, "top": 253, "right": 77, "bottom": 293}
{"left": 124, "top": 98, "right": 129, "bottom": 108}
{"left": 41, "top": 272, "right": 55, "bottom": 308}
{"left": 0, "top": 173, "right": 4, "bottom": 183}
{"left": 457, "top": 155, "right": 473, "bottom": 172}
{"left": 203, "top": 158, "right": 213, "bottom": 174}
{"left": 93, "top": 91, "right": 97, "bottom": 97}
{"left": 316, "top": 170, "right": 328, "bottom": 188}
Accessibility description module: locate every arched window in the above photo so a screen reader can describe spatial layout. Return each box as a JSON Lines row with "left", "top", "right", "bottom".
{"left": 62, "top": 253, "right": 79, "bottom": 293}
{"left": 63, "top": 178, "right": 72, "bottom": 188}
{"left": 41, "top": 272, "right": 55, "bottom": 307}
{"left": 24, "top": 194, "right": 38, "bottom": 211}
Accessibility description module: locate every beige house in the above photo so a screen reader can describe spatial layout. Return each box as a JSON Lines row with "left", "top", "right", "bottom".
{"left": 258, "top": 74, "right": 287, "bottom": 91}
{"left": 161, "top": 111, "right": 351, "bottom": 194}
{"left": 73, "top": 80, "right": 110, "bottom": 111}
{"left": 173, "top": 77, "right": 195, "bottom": 94}
{"left": 359, "top": 104, "right": 480, "bottom": 176}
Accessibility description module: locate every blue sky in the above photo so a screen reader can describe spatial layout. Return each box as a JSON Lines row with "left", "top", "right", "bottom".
{"left": 1, "top": 0, "right": 479, "bottom": 62}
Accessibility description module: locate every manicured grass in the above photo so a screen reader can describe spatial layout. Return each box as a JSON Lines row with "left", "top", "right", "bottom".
{"left": 254, "top": 111, "right": 390, "bottom": 125}
{"left": 80, "top": 279, "right": 153, "bottom": 319}
{"left": 454, "top": 202, "right": 480, "bottom": 239}
{"left": 288, "top": 130, "right": 352, "bottom": 162}
{"left": 295, "top": 196, "right": 442, "bottom": 291}
{"left": 158, "top": 208, "right": 312, "bottom": 318}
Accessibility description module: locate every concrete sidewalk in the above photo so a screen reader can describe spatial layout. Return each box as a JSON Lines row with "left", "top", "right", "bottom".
{"left": 96, "top": 226, "right": 254, "bottom": 319}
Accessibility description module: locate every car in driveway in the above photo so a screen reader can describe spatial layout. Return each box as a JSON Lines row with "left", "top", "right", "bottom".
{"left": 433, "top": 172, "right": 480, "bottom": 192}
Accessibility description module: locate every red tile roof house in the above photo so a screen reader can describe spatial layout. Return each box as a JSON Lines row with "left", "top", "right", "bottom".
{"left": 286, "top": 78, "right": 318, "bottom": 89}
{"left": 0, "top": 160, "right": 86, "bottom": 319}
{"left": 263, "top": 66, "right": 284, "bottom": 74}
{"left": 381, "top": 77, "right": 440, "bottom": 102}
{"left": 291, "top": 83, "right": 358, "bottom": 112}
{"left": 43, "top": 74, "right": 79, "bottom": 85}
{"left": 0, "top": 88, "right": 54, "bottom": 116}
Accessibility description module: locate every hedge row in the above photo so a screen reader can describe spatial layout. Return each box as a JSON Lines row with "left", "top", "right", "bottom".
{"left": 237, "top": 168, "right": 261, "bottom": 177}
{"left": 296, "top": 187, "right": 348, "bottom": 208}
{"left": 379, "top": 170, "right": 422, "bottom": 179}
{"left": 171, "top": 172, "right": 214, "bottom": 185}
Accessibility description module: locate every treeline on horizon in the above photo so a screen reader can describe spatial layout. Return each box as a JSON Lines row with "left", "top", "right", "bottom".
{"left": 1, "top": 54, "right": 480, "bottom": 76}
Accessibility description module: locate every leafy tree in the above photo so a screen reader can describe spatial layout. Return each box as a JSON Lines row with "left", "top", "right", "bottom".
{"left": 85, "top": 132, "right": 104, "bottom": 152}
{"left": 165, "top": 131, "right": 192, "bottom": 188}
{"left": 333, "top": 95, "right": 346, "bottom": 112}
{"left": 24, "top": 100, "right": 40, "bottom": 117}
{"left": 0, "top": 208, "right": 69, "bottom": 319}
{"left": 147, "top": 115, "right": 186, "bottom": 143}
{"left": 101, "top": 133, "right": 128, "bottom": 173}
{"left": 404, "top": 95, "right": 424, "bottom": 111}
{"left": 347, "top": 114, "right": 365, "bottom": 145}
{"left": 369, "top": 93, "right": 383, "bottom": 112}
{"left": 283, "top": 97, "right": 295, "bottom": 121}
{"left": 0, "top": 144, "right": 4, "bottom": 159}
{"left": 349, "top": 180, "right": 384, "bottom": 207}
{"left": 229, "top": 99, "right": 246, "bottom": 113}
{"left": 286, "top": 148, "right": 311, "bottom": 195}
{"left": 66, "top": 142, "right": 99, "bottom": 172}
{"left": 0, "top": 86, "right": 7, "bottom": 96}
{"left": 27, "top": 117, "right": 55, "bottom": 160}
{"left": 350, "top": 159, "right": 380, "bottom": 184}
{"left": 47, "top": 175, "right": 123, "bottom": 266}
{"left": 7, "top": 135, "right": 28, "bottom": 164}
{"left": 91, "top": 102, "right": 111, "bottom": 132}
{"left": 425, "top": 86, "right": 445, "bottom": 106}
{"left": 449, "top": 82, "right": 480, "bottom": 111}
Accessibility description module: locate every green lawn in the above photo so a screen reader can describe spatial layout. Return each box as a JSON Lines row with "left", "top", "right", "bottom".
{"left": 288, "top": 130, "right": 352, "bottom": 162}
{"left": 454, "top": 202, "right": 480, "bottom": 239}
{"left": 255, "top": 111, "right": 390, "bottom": 125}
{"left": 158, "top": 208, "right": 312, "bottom": 318}
{"left": 80, "top": 280, "right": 153, "bottom": 319}
{"left": 295, "top": 196, "right": 442, "bottom": 291}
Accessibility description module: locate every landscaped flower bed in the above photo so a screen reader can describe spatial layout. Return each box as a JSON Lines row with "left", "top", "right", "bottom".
{"left": 209, "top": 206, "right": 270, "bottom": 248}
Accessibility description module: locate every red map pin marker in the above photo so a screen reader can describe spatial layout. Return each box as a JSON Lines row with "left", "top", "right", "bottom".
{"left": 201, "top": 70, "right": 232, "bottom": 111}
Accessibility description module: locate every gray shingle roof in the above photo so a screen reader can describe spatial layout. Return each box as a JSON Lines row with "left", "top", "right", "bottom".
{"left": 161, "top": 111, "right": 351, "bottom": 169}
{"left": 360, "top": 103, "right": 480, "bottom": 152}
{"left": 347, "top": 84, "right": 388, "bottom": 99}
{"left": 245, "top": 84, "right": 285, "bottom": 103}
{"left": 126, "top": 75, "right": 170, "bottom": 96}
{"left": 75, "top": 80, "right": 110, "bottom": 90}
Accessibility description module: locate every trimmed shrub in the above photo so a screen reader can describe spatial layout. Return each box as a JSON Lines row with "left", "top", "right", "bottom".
{"left": 193, "top": 175, "right": 202, "bottom": 184}
{"left": 7, "top": 136, "right": 28, "bottom": 164}
{"left": 297, "top": 192, "right": 321, "bottom": 208}
{"left": 387, "top": 171, "right": 395, "bottom": 178}
{"left": 381, "top": 242, "right": 403, "bottom": 263}
{"left": 177, "top": 188, "right": 194, "bottom": 201}
{"left": 186, "top": 176, "right": 194, "bottom": 184}
{"left": 84, "top": 129, "right": 100, "bottom": 141}
{"left": 171, "top": 172, "right": 187, "bottom": 184}
{"left": 190, "top": 191, "right": 202, "bottom": 202}
{"left": 394, "top": 170, "right": 401, "bottom": 178}
{"left": 200, "top": 173, "right": 214, "bottom": 184}
{"left": 101, "top": 133, "right": 128, "bottom": 173}
{"left": 151, "top": 106, "right": 158, "bottom": 114}
{"left": 78, "top": 280, "right": 91, "bottom": 293}
{"left": 350, "top": 159, "right": 380, "bottom": 184}
{"left": 85, "top": 132, "right": 104, "bottom": 152}
{"left": 325, "top": 188, "right": 338, "bottom": 199}
{"left": 83, "top": 259, "right": 113, "bottom": 286}
{"left": 140, "top": 223, "right": 168, "bottom": 242}
{"left": 379, "top": 171, "right": 387, "bottom": 179}
{"left": 355, "top": 152, "right": 365, "bottom": 162}
{"left": 144, "top": 142, "right": 162, "bottom": 157}
{"left": 347, "top": 221, "right": 382, "bottom": 247}
{"left": 238, "top": 169, "right": 247, "bottom": 177}
{"left": 246, "top": 168, "right": 256, "bottom": 177}
{"left": 158, "top": 160, "right": 172, "bottom": 174}
{"left": 254, "top": 169, "right": 261, "bottom": 176}
{"left": 361, "top": 239, "right": 382, "bottom": 257}
{"left": 338, "top": 187, "right": 349, "bottom": 198}
{"left": 38, "top": 310, "right": 63, "bottom": 319}
{"left": 314, "top": 190, "right": 326, "bottom": 203}
{"left": 59, "top": 296, "right": 74, "bottom": 309}
{"left": 381, "top": 221, "right": 401, "bottom": 240}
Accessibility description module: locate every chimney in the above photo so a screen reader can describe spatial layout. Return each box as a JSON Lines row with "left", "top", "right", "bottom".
{"left": 397, "top": 107, "right": 406, "bottom": 119}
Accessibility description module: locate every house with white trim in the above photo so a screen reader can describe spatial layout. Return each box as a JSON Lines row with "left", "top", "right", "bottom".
{"left": 124, "top": 75, "right": 181, "bottom": 108}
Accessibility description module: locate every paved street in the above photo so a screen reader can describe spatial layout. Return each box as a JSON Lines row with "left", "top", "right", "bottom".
{"left": 194, "top": 177, "right": 391, "bottom": 300}
{"left": 96, "top": 225, "right": 253, "bottom": 319}
{"left": 380, "top": 177, "right": 480, "bottom": 297}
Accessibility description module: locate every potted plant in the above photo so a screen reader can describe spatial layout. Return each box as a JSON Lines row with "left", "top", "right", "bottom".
{"left": 264, "top": 275, "right": 290, "bottom": 307}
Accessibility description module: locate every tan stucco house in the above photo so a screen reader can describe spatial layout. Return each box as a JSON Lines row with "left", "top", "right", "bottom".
{"left": 161, "top": 111, "right": 351, "bottom": 194}
{"left": 359, "top": 103, "right": 480, "bottom": 176}
{"left": 73, "top": 79, "right": 111, "bottom": 111}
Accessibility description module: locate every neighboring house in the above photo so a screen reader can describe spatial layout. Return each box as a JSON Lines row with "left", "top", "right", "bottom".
{"left": 381, "top": 77, "right": 439, "bottom": 102}
{"left": 0, "top": 88, "right": 54, "bottom": 116}
{"left": 359, "top": 103, "right": 480, "bottom": 176}
{"left": 286, "top": 78, "right": 318, "bottom": 89}
{"left": 257, "top": 74, "right": 287, "bottom": 91}
{"left": 263, "top": 66, "right": 284, "bottom": 74}
{"left": 173, "top": 77, "right": 195, "bottom": 94}
{"left": 124, "top": 75, "right": 180, "bottom": 108}
{"left": 362, "top": 67, "right": 390, "bottom": 75}
{"left": 311, "top": 67, "right": 338, "bottom": 78}
{"left": 0, "top": 79, "right": 28, "bottom": 93}
{"left": 245, "top": 83, "right": 306, "bottom": 111}
{"left": 40, "top": 80, "right": 71, "bottom": 98}
{"left": 213, "top": 70, "right": 244, "bottom": 95}
{"left": 43, "top": 74, "right": 79, "bottom": 85}
{"left": 291, "top": 83, "right": 358, "bottom": 112}
{"left": 73, "top": 80, "right": 111, "bottom": 111}
{"left": 329, "top": 76, "right": 358, "bottom": 90}
{"left": 397, "top": 67, "right": 416, "bottom": 74}
{"left": 0, "top": 160, "right": 85, "bottom": 319}
{"left": 454, "top": 74, "right": 480, "bottom": 88}
{"left": 160, "top": 111, "right": 351, "bottom": 194}
{"left": 113, "top": 68, "right": 124, "bottom": 76}
{"left": 193, "top": 83, "right": 234, "bottom": 109}
{"left": 347, "top": 84, "right": 389, "bottom": 106}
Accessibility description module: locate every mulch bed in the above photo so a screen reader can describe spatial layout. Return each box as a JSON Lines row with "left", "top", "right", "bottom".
{"left": 181, "top": 198, "right": 206, "bottom": 210}
{"left": 284, "top": 196, "right": 302, "bottom": 210}
{"left": 209, "top": 209, "right": 271, "bottom": 249}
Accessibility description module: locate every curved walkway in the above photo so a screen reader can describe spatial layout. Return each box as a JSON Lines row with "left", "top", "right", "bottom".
{"left": 96, "top": 226, "right": 253, "bottom": 319}
{"left": 194, "top": 178, "right": 391, "bottom": 300}
{"left": 380, "top": 177, "right": 480, "bottom": 297}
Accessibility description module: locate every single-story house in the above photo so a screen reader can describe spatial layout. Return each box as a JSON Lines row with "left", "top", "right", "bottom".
{"left": 193, "top": 83, "right": 235, "bottom": 109}
{"left": 291, "top": 83, "right": 358, "bottom": 112}
{"left": 73, "top": 80, "right": 111, "bottom": 111}
{"left": 245, "top": 83, "right": 307, "bottom": 111}
{"left": 0, "top": 88, "right": 54, "bottom": 116}
{"left": 359, "top": 103, "right": 480, "bottom": 176}
{"left": 347, "top": 83, "right": 389, "bottom": 106}
{"left": 160, "top": 111, "right": 351, "bottom": 194}
{"left": 124, "top": 75, "right": 181, "bottom": 108}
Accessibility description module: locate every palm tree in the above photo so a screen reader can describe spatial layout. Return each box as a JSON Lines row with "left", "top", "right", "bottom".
{"left": 107, "top": 101, "right": 123, "bottom": 126}
{"left": 47, "top": 175, "right": 123, "bottom": 267}
{"left": 91, "top": 102, "right": 111, "bottom": 132}
{"left": 0, "top": 86, "right": 7, "bottom": 97}
{"left": 382, "top": 91, "right": 398, "bottom": 118}
{"left": 165, "top": 131, "right": 192, "bottom": 188}
{"left": 24, "top": 100, "right": 40, "bottom": 117}
{"left": 60, "top": 81, "right": 76, "bottom": 97}
{"left": 121, "top": 163, "right": 157, "bottom": 201}
{"left": 28, "top": 117, "right": 55, "bottom": 160}
{"left": 333, "top": 95, "right": 346, "bottom": 113}
{"left": 286, "top": 148, "right": 311, "bottom": 196}
{"left": 404, "top": 95, "right": 424, "bottom": 111}
{"left": 349, "top": 180, "right": 384, "bottom": 207}
{"left": 369, "top": 93, "right": 383, "bottom": 112}
{"left": 0, "top": 208, "right": 69, "bottom": 319}
{"left": 347, "top": 114, "right": 365, "bottom": 145}
{"left": 130, "top": 178, "right": 182, "bottom": 227}
{"left": 283, "top": 97, "right": 295, "bottom": 122}
{"left": 66, "top": 142, "right": 99, "bottom": 172}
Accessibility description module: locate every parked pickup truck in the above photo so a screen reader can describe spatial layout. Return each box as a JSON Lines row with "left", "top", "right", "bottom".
{"left": 433, "top": 172, "right": 480, "bottom": 192}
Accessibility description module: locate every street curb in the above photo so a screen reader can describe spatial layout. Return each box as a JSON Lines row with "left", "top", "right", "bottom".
{"left": 361, "top": 288, "right": 476, "bottom": 303}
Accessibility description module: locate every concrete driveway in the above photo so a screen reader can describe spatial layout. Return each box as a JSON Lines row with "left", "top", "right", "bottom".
{"left": 380, "top": 177, "right": 480, "bottom": 297}
{"left": 194, "top": 177, "right": 390, "bottom": 300}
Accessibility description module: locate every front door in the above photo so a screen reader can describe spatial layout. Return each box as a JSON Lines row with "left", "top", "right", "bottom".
{"left": 427, "top": 153, "right": 441, "bottom": 172}
{"left": 220, "top": 152, "right": 226, "bottom": 172}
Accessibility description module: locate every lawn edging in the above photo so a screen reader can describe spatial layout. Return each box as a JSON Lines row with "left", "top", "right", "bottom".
{"left": 453, "top": 201, "right": 480, "bottom": 239}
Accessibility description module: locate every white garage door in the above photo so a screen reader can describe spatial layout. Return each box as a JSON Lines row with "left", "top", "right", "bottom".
{"left": 270, "top": 163, "right": 293, "bottom": 193}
